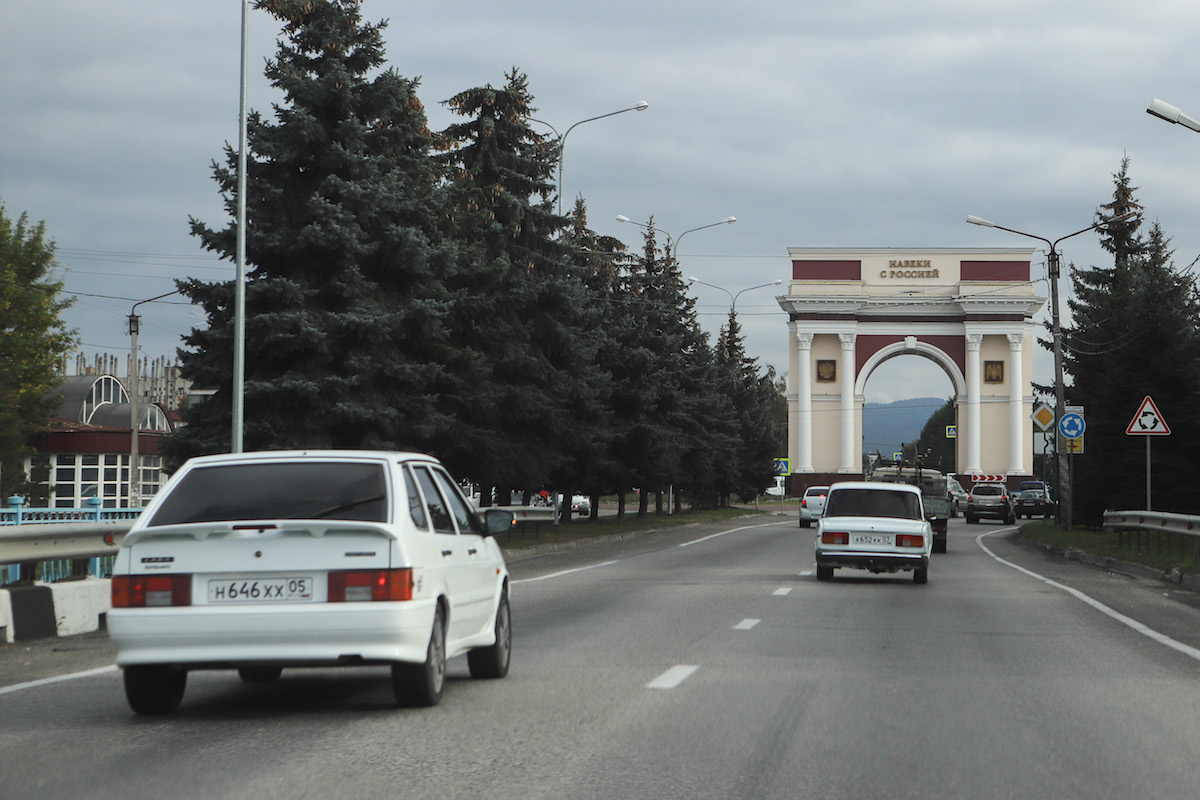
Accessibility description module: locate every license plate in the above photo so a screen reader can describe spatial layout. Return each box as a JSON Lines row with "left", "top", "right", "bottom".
{"left": 850, "top": 533, "right": 890, "bottom": 546}
{"left": 208, "top": 577, "right": 314, "bottom": 603}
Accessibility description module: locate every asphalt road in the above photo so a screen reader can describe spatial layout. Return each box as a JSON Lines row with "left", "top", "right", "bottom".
{"left": 2, "top": 516, "right": 1199, "bottom": 799}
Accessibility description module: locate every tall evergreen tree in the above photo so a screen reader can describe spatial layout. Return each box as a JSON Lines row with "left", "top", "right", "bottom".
{"left": 607, "top": 221, "right": 733, "bottom": 514}
{"left": 1062, "top": 157, "right": 1200, "bottom": 522}
{"left": 435, "top": 70, "right": 596, "bottom": 493}
{"left": 168, "top": 0, "right": 453, "bottom": 464}
{"left": 714, "top": 312, "right": 780, "bottom": 503}
{"left": 0, "top": 203, "right": 76, "bottom": 497}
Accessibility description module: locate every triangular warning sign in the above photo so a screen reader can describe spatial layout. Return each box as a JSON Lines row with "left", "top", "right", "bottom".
{"left": 1126, "top": 395, "right": 1171, "bottom": 436}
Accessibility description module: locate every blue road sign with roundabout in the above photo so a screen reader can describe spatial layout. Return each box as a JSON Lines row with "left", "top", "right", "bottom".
{"left": 1059, "top": 412, "right": 1085, "bottom": 439}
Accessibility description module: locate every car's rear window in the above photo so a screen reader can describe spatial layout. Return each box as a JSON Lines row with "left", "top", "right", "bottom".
{"left": 824, "top": 488, "right": 921, "bottom": 520}
{"left": 147, "top": 462, "right": 388, "bottom": 526}
{"left": 973, "top": 486, "right": 1003, "bottom": 496}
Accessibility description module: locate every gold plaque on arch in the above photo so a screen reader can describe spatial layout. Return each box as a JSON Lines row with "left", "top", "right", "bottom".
{"left": 816, "top": 360, "right": 836, "bottom": 382}
{"left": 984, "top": 361, "right": 1004, "bottom": 383}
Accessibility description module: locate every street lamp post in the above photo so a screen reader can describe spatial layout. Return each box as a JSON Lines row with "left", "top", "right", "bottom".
{"left": 966, "top": 212, "right": 1136, "bottom": 531}
{"left": 687, "top": 277, "right": 783, "bottom": 316}
{"left": 233, "top": 0, "right": 250, "bottom": 454}
{"left": 615, "top": 215, "right": 736, "bottom": 260}
{"left": 1146, "top": 98, "right": 1200, "bottom": 132}
{"left": 530, "top": 101, "right": 648, "bottom": 216}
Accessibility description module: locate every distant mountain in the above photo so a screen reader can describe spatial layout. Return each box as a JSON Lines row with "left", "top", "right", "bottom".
{"left": 861, "top": 397, "right": 948, "bottom": 458}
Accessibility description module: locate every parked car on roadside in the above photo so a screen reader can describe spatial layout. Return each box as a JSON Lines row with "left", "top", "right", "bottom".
{"left": 570, "top": 495, "right": 592, "bottom": 516}
{"left": 813, "top": 481, "right": 932, "bottom": 584}
{"left": 799, "top": 485, "right": 829, "bottom": 528}
{"left": 965, "top": 483, "right": 1015, "bottom": 525}
{"left": 1016, "top": 488, "right": 1053, "bottom": 519}
{"left": 108, "top": 450, "right": 514, "bottom": 714}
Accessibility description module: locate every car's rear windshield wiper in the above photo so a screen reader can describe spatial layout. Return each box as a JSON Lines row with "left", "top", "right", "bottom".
{"left": 297, "top": 494, "right": 386, "bottom": 519}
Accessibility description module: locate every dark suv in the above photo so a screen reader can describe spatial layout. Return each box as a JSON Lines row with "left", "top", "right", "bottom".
{"left": 966, "top": 483, "right": 1015, "bottom": 524}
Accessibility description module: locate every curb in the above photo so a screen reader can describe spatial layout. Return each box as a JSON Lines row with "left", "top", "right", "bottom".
{"left": 1013, "top": 533, "right": 1200, "bottom": 593}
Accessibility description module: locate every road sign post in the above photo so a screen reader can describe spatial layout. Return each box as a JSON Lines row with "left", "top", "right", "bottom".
{"left": 1126, "top": 396, "right": 1170, "bottom": 510}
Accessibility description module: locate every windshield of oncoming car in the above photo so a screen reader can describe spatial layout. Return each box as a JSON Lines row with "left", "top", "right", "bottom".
{"left": 824, "top": 488, "right": 921, "bottom": 520}
{"left": 146, "top": 462, "right": 389, "bottom": 526}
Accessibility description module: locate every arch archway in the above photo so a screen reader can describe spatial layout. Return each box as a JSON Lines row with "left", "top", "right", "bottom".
{"left": 779, "top": 248, "right": 1045, "bottom": 490}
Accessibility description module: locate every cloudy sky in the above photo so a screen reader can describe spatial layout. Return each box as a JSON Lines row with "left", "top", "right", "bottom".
{"left": 5, "top": 0, "right": 1200, "bottom": 405}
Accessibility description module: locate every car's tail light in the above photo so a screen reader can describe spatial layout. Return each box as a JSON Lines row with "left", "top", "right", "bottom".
{"left": 801, "top": 499, "right": 808, "bottom": 508}
{"left": 821, "top": 531, "right": 849, "bottom": 545}
{"left": 328, "top": 568, "right": 413, "bottom": 602}
{"left": 112, "top": 574, "right": 192, "bottom": 608}
{"left": 896, "top": 534, "right": 925, "bottom": 548}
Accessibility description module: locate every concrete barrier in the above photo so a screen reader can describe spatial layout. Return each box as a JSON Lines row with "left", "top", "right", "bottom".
{"left": 0, "top": 578, "right": 111, "bottom": 644}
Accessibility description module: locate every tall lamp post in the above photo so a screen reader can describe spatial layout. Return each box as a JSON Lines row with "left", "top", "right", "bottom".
{"left": 1146, "top": 98, "right": 1200, "bottom": 132}
{"left": 530, "top": 101, "right": 649, "bottom": 216}
{"left": 615, "top": 214, "right": 736, "bottom": 260}
{"left": 966, "top": 212, "right": 1136, "bottom": 530}
{"left": 233, "top": 0, "right": 250, "bottom": 453}
{"left": 687, "top": 277, "right": 783, "bottom": 316}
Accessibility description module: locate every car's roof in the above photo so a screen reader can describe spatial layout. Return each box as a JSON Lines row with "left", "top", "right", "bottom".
{"left": 804, "top": 485, "right": 830, "bottom": 492}
{"left": 829, "top": 481, "right": 921, "bottom": 495}
{"left": 179, "top": 449, "right": 435, "bottom": 468}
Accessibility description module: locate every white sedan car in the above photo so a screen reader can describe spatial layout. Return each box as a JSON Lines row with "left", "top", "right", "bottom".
{"left": 813, "top": 481, "right": 932, "bottom": 584}
{"left": 108, "top": 450, "right": 513, "bottom": 713}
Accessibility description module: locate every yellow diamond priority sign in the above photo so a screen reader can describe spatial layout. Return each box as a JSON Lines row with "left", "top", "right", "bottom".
{"left": 1032, "top": 404, "right": 1055, "bottom": 432}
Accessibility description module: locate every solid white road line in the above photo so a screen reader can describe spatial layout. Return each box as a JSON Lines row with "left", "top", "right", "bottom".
{"left": 646, "top": 665, "right": 699, "bottom": 689}
{"left": 512, "top": 560, "right": 620, "bottom": 584}
{"left": 976, "top": 530, "right": 1200, "bottom": 664}
{"left": 678, "top": 522, "right": 788, "bottom": 548}
{"left": 0, "top": 665, "right": 117, "bottom": 697}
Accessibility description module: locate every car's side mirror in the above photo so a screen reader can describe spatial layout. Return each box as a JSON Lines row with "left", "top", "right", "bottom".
{"left": 482, "top": 508, "right": 514, "bottom": 536}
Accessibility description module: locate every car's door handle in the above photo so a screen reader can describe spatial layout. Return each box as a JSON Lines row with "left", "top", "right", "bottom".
{"left": 468, "top": 548, "right": 478, "bottom": 555}
{"left": 441, "top": 550, "right": 453, "bottom": 557}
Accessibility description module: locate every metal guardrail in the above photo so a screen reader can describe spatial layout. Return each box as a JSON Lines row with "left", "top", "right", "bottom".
{"left": 0, "top": 521, "right": 133, "bottom": 564}
{"left": 1103, "top": 509, "right": 1200, "bottom": 565}
{"left": 1102, "top": 510, "right": 1200, "bottom": 535}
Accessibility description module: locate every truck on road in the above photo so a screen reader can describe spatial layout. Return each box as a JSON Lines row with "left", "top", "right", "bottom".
{"left": 869, "top": 465, "right": 951, "bottom": 553}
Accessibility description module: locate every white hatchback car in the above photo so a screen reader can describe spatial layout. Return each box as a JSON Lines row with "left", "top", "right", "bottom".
{"left": 813, "top": 481, "right": 932, "bottom": 584}
{"left": 799, "top": 485, "right": 829, "bottom": 528}
{"left": 108, "top": 450, "right": 513, "bottom": 713}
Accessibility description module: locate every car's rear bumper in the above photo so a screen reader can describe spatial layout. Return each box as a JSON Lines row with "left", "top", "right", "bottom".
{"left": 108, "top": 598, "right": 438, "bottom": 668}
{"left": 968, "top": 505, "right": 1009, "bottom": 518}
{"left": 815, "top": 549, "right": 928, "bottom": 574}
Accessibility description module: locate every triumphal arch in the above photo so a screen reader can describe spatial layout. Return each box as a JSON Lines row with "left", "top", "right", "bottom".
{"left": 778, "top": 248, "right": 1045, "bottom": 489}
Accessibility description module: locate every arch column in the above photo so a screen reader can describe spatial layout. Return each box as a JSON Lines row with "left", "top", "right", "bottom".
{"left": 838, "top": 333, "right": 857, "bottom": 473}
{"left": 965, "top": 334, "right": 982, "bottom": 474}
{"left": 793, "top": 328, "right": 814, "bottom": 472}
{"left": 1007, "top": 333, "right": 1025, "bottom": 475}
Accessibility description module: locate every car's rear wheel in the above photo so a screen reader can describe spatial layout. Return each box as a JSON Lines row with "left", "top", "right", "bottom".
{"left": 124, "top": 665, "right": 187, "bottom": 714}
{"left": 913, "top": 567, "right": 928, "bottom": 584}
{"left": 468, "top": 590, "right": 511, "bottom": 679}
{"left": 816, "top": 565, "right": 834, "bottom": 581}
{"left": 393, "top": 604, "right": 446, "bottom": 707}
{"left": 237, "top": 666, "right": 283, "bottom": 683}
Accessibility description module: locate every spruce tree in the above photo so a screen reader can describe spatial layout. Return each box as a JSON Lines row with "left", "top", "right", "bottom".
{"left": 714, "top": 313, "right": 780, "bottom": 503}
{"left": 168, "top": 0, "right": 452, "bottom": 463}
{"left": 0, "top": 203, "right": 76, "bottom": 497}
{"left": 435, "top": 70, "right": 596, "bottom": 493}
{"left": 1062, "top": 157, "right": 1200, "bottom": 521}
